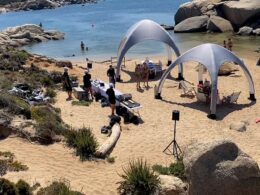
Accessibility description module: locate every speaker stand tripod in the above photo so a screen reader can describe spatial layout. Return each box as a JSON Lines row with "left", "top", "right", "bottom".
{"left": 163, "top": 120, "right": 182, "bottom": 159}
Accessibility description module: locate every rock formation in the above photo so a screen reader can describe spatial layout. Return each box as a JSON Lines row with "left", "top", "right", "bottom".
{"left": 174, "top": 16, "right": 209, "bottom": 33}
{"left": 183, "top": 139, "right": 260, "bottom": 195}
{"left": 174, "top": 0, "right": 260, "bottom": 35}
{"left": 0, "top": 24, "right": 64, "bottom": 47}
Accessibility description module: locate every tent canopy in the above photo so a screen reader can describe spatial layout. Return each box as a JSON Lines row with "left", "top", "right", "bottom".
{"left": 116, "top": 19, "right": 183, "bottom": 80}
{"left": 155, "top": 43, "right": 256, "bottom": 119}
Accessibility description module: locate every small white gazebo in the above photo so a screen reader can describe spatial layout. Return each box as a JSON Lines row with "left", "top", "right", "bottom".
{"left": 116, "top": 19, "right": 183, "bottom": 81}
{"left": 155, "top": 43, "right": 256, "bottom": 119}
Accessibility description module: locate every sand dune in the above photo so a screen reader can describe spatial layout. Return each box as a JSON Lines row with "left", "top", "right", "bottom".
{"left": 1, "top": 52, "right": 260, "bottom": 194}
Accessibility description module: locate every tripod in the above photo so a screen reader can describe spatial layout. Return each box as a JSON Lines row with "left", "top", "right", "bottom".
{"left": 163, "top": 119, "right": 182, "bottom": 159}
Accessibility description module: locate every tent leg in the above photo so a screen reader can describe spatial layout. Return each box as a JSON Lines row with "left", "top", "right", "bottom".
{"left": 207, "top": 114, "right": 217, "bottom": 120}
{"left": 116, "top": 76, "right": 122, "bottom": 82}
{"left": 177, "top": 73, "right": 184, "bottom": 81}
{"left": 155, "top": 93, "right": 162, "bottom": 99}
{"left": 249, "top": 94, "right": 256, "bottom": 101}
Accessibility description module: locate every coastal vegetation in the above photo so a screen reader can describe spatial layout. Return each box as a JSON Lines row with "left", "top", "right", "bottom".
{"left": 117, "top": 159, "right": 160, "bottom": 195}
{"left": 152, "top": 159, "right": 186, "bottom": 180}
{"left": 0, "top": 151, "right": 28, "bottom": 176}
{"left": 64, "top": 127, "right": 98, "bottom": 160}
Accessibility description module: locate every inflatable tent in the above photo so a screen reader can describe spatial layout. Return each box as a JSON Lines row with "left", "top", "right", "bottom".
{"left": 155, "top": 43, "right": 256, "bottom": 119}
{"left": 116, "top": 19, "right": 183, "bottom": 81}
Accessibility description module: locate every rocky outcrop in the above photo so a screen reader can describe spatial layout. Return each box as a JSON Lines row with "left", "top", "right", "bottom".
{"left": 0, "top": 0, "right": 97, "bottom": 13}
{"left": 159, "top": 175, "right": 187, "bottom": 195}
{"left": 207, "top": 15, "right": 233, "bottom": 32}
{"left": 0, "top": 24, "right": 64, "bottom": 47}
{"left": 253, "top": 28, "right": 260, "bottom": 36}
{"left": 21, "top": 0, "right": 59, "bottom": 11}
{"left": 174, "top": 15, "right": 209, "bottom": 33}
{"left": 183, "top": 139, "right": 260, "bottom": 195}
{"left": 221, "top": 0, "right": 260, "bottom": 29}
{"left": 174, "top": 0, "right": 260, "bottom": 35}
{"left": 237, "top": 26, "right": 253, "bottom": 35}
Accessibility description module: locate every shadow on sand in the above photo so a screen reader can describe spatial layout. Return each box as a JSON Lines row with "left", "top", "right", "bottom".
{"left": 160, "top": 98, "right": 256, "bottom": 120}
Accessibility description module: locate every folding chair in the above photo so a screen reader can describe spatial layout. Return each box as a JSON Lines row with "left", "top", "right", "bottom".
{"left": 222, "top": 91, "right": 241, "bottom": 104}
{"left": 179, "top": 80, "right": 196, "bottom": 96}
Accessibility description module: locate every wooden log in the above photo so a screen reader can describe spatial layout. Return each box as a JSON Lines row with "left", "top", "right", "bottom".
{"left": 95, "top": 123, "right": 121, "bottom": 158}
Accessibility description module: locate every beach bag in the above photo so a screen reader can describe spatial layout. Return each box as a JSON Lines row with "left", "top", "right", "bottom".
{"left": 131, "top": 115, "right": 139, "bottom": 125}
{"left": 110, "top": 115, "right": 121, "bottom": 127}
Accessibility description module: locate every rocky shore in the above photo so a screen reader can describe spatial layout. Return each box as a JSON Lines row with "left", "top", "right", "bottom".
{"left": 0, "top": 0, "right": 97, "bottom": 13}
{"left": 0, "top": 24, "right": 64, "bottom": 47}
{"left": 174, "top": 0, "right": 260, "bottom": 36}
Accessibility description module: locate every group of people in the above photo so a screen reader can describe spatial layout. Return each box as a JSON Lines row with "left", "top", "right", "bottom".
{"left": 62, "top": 65, "right": 117, "bottom": 116}
{"left": 135, "top": 62, "right": 150, "bottom": 89}
{"left": 80, "top": 41, "right": 89, "bottom": 51}
{"left": 223, "top": 38, "right": 233, "bottom": 51}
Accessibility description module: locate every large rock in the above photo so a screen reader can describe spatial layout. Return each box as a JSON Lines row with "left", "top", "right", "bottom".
{"left": 218, "top": 62, "right": 238, "bottom": 76}
{"left": 5, "top": 24, "right": 43, "bottom": 35}
{"left": 10, "top": 31, "right": 31, "bottom": 39}
{"left": 207, "top": 15, "right": 233, "bottom": 32}
{"left": 174, "top": 0, "right": 221, "bottom": 24}
{"left": 21, "top": 0, "right": 59, "bottom": 11}
{"left": 183, "top": 140, "right": 260, "bottom": 195}
{"left": 237, "top": 26, "right": 253, "bottom": 35}
{"left": 44, "top": 30, "right": 65, "bottom": 40}
{"left": 159, "top": 175, "right": 187, "bottom": 195}
{"left": 221, "top": 0, "right": 260, "bottom": 28}
{"left": 230, "top": 121, "right": 247, "bottom": 132}
{"left": 253, "top": 28, "right": 260, "bottom": 36}
{"left": 174, "top": 15, "right": 209, "bottom": 33}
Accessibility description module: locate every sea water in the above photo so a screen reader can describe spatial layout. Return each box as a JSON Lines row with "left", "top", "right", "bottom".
{"left": 0, "top": 0, "right": 259, "bottom": 61}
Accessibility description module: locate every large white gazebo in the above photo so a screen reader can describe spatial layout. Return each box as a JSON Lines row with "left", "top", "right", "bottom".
{"left": 116, "top": 19, "right": 183, "bottom": 81}
{"left": 155, "top": 43, "right": 256, "bottom": 119}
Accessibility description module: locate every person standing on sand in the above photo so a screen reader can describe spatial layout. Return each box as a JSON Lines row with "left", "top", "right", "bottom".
{"left": 223, "top": 40, "right": 227, "bottom": 48}
{"left": 106, "top": 83, "right": 116, "bottom": 116}
{"left": 107, "top": 65, "right": 116, "bottom": 87}
{"left": 135, "top": 63, "right": 141, "bottom": 90}
{"left": 227, "top": 38, "right": 233, "bottom": 51}
{"left": 83, "top": 69, "right": 93, "bottom": 100}
{"left": 142, "top": 62, "right": 150, "bottom": 88}
{"left": 62, "top": 67, "right": 73, "bottom": 101}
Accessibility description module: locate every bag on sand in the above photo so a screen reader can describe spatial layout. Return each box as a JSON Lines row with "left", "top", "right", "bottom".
{"left": 110, "top": 115, "right": 121, "bottom": 127}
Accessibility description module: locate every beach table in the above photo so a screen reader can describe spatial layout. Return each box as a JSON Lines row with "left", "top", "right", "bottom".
{"left": 91, "top": 80, "right": 142, "bottom": 116}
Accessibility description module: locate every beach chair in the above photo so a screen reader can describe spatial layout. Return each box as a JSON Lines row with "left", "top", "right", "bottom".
{"left": 179, "top": 80, "right": 196, "bottom": 96}
{"left": 222, "top": 91, "right": 241, "bottom": 104}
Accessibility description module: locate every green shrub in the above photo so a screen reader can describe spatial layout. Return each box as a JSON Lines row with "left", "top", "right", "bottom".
{"left": 45, "top": 88, "right": 57, "bottom": 98}
{"left": 31, "top": 106, "right": 67, "bottom": 144}
{"left": 117, "top": 159, "right": 160, "bottom": 195}
{"left": 0, "top": 93, "right": 31, "bottom": 119}
{"left": 15, "top": 50, "right": 29, "bottom": 65}
{"left": 0, "top": 178, "right": 16, "bottom": 195}
{"left": 9, "top": 161, "right": 29, "bottom": 172}
{"left": 71, "top": 100, "right": 91, "bottom": 106}
{"left": 64, "top": 127, "right": 98, "bottom": 160}
{"left": 0, "top": 160, "right": 8, "bottom": 176}
{"left": 16, "top": 179, "right": 32, "bottom": 195}
{"left": 152, "top": 159, "right": 186, "bottom": 180}
{"left": 106, "top": 156, "right": 115, "bottom": 164}
{"left": 37, "top": 181, "right": 83, "bottom": 195}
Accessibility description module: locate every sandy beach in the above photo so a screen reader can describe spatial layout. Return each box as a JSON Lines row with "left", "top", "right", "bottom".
{"left": 1, "top": 50, "right": 260, "bottom": 194}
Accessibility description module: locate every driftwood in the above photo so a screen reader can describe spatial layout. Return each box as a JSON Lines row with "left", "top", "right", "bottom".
{"left": 95, "top": 123, "right": 121, "bottom": 158}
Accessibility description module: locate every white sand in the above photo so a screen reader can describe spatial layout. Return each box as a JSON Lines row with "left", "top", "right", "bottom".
{"left": 1, "top": 52, "right": 260, "bottom": 194}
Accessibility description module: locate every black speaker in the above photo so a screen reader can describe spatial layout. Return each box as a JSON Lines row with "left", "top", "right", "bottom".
{"left": 172, "top": 110, "right": 180, "bottom": 121}
{"left": 87, "top": 62, "right": 92, "bottom": 69}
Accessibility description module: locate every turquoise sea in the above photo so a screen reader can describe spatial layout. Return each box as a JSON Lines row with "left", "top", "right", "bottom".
{"left": 0, "top": 0, "right": 259, "bottom": 60}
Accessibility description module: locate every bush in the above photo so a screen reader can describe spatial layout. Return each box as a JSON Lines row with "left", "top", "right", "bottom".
{"left": 64, "top": 127, "right": 98, "bottom": 160}
{"left": 152, "top": 159, "right": 186, "bottom": 180}
{"left": 37, "top": 181, "right": 83, "bottom": 195}
{"left": 0, "top": 178, "right": 16, "bottom": 195}
{"left": 117, "top": 159, "right": 160, "bottom": 195}
{"left": 15, "top": 50, "right": 29, "bottom": 65}
{"left": 71, "top": 100, "right": 91, "bottom": 106}
{"left": 9, "top": 161, "right": 29, "bottom": 172}
{"left": 0, "top": 93, "right": 31, "bottom": 119}
{"left": 16, "top": 179, "right": 32, "bottom": 195}
{"left": 106, "top": 156, "right": 115, "bottom": 164}
{"left": 0, "top": 160, "right": 8, "bottom": 176}
{"left": 45, "top": 88, "right": 57, "bottom": 98}
{"left": 31, "top": 106, "right": 67, "bottom": 144}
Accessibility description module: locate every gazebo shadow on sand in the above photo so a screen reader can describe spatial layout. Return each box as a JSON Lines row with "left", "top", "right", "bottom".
{"left": 120, "top": 68, "right": 178, "bottom": 84}
{"left": 160, "top": 99, "right": 256, "bottom": 120}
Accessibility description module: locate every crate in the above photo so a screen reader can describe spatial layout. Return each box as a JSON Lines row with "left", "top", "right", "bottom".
{"left": 73, "top": 87, "right": 87, "bottom": 100}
